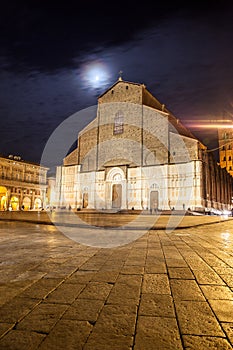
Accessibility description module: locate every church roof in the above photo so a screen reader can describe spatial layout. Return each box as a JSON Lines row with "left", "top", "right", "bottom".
{"left": 97, "top": 77, "right": 141, "bottom": 99}
{"left": 98, "top": 78, "right": 198, "bottom": 141}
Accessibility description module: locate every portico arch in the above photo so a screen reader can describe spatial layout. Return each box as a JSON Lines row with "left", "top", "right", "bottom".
{"left": 0, "top": 186, "right": 7, "bottom": 210}
{"left": 34, "top": 198, "right": 42, "bottom": 210}
{"left": 22, "top": 196, "right": 31, "bottom": 210}
{"left": 10, "top": 196, "right": 19, "bottom": 211}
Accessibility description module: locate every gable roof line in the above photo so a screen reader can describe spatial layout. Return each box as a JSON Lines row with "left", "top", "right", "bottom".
{"left": 97, "top": 79, "right": 142, "bottom": 99}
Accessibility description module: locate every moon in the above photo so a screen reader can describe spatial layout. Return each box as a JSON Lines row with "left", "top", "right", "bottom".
{"left": 81, "top": 61, "right": 111, "bottom": 89}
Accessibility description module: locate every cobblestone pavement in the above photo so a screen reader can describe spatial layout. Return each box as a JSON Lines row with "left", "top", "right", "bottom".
{"left": 0, "top": 218, "right": 233, "bottom": 349}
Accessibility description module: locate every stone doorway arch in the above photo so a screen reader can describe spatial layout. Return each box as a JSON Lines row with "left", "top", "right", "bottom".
{"left": 106, "top": 167, "right": 126, "bottom": 210}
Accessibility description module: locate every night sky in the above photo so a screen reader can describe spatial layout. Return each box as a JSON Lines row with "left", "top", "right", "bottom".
{"left": 1, "top": 1, "right": 233, "bottom": 169}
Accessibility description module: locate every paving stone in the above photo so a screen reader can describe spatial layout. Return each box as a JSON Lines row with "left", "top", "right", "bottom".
{"left": 91, "top": 271, "right": 119, "bottom": 283}
{"left": 38, "top": 319, "right": 92, "bottom": 350}
{"left": 19, "top": 278, "right": 64, "bottom": 299}
{"left": 192, "top": 269, "right": 226, "bottom": 285}
{"left": 134, "top": 316, "right": 183, "bottom": 350}
{"left": 0, "top": 297, "right": 39, "bottom": 323}
{"left": 10, "top": 271, "right": 47, "bottom": 284}
{"left": 139, "top": 293, "right": 175, "bottom": 317}
{"left": 0, "top": 282, "right": 32, "bottom": 306}
{"left": 0, "top": 322, "right": 14, "bottom": 337}
{"left": 145, "top": 263, "right": 167, "bottom": 273}
{"left": 182, "top": 257, "right": 208, "bottom": 270}
{"left": 165, "top": 258, "right": 188, "bottom": 267}
{"left": 84, "top": 304, "right": 136, "bottom": 349}
{"left": 182, "top": 335, "right": 232, "bottom": 349}
{"left": 222, "top": 257, "right": 233, "bottom": 268}
{"left": 78, "top": 262, "right": 103, "bottom": 271}
{"left": 78, "top": 282, "right": 113, "bottom": 300}
{"left": 44, "top": 266, "right": 79, "bottom": 278}
{"left": 124, "top": 259, "right": 146, "bottom": 267}
{"left": 16, "top": 303, "right": 68, "bottom": 333}
{"left": 145, "top": 257, "right": 165, "bottom": 265}
{"left": 168, "top": 267, "right": 195, "bottom": 279}
{"left": 67, "top": 271, "right": 96, "bottom": 284}
{"left": 89, "top": 304, "right": 137, "bottom": 336}
{"left": 201, "top": 256, "right": 229, "bottom": 268}
{"left": 116, "top": 274, "right": 142, "bottom": 286}
{"left": 200, "top": 285, "right": 233, "bottom": 300}
{"left": 120, "top": 266, "right": 144, "bottom": 275}
{"left": 43, "top": 282, "right": 85, "bottom": 304}
{"left": 0, "top": 330, "right": 45, "bottom": 350}
{"left": 221, "top": 322, "right": 233, "bottom": 346}
{"left": 220, "top": 273, "right": 233, "bottom": 287}
{"left": 142, "top": 274, "right": 170, "bottom": 294}
{"left": 212, "top": 266, "right": 233, "bottom": 274}
{"left": 106, "top": 282, "right": 141, "bottom": 304}
{"left": 170, "top": 279, "right": 205, "bottom": 301}
{"left": 209, "top": 300, "right": 233, "bottom": 322}
{"left": 63, "top": 299, "right": 104, "bottom": 322}
{"left": 146, "top": 249, "right": 164, "bottom": 258}
{"left": 175, "top": 301, "right": 224, "bottom": 336}
{"left": 84, "top": 333, "right": 133, "bottom": 350}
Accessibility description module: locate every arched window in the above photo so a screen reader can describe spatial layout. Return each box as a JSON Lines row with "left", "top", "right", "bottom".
{"left": 229, "top": 156, "right": 232, "bottom": 161}
{"left": 113, "top": 111, "right": 124, "bottom": 134}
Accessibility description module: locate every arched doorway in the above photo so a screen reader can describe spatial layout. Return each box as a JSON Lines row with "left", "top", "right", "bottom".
{"left": 112, "top": 184, "right": 122, "bottom": 209}
{"left": 83, "top": 193, "right": 88, "bottom": 208}
{"left": 0, "top": 186, "right": 7, "bottom": 210}
{"left": 10, "top": 196, "right": 19, "bottom": 211}
{"left": 34, "top": 198, "right": 42, "bottom": 210}
{"left": 106, "top": 168, "right": 126, "bottom": 210}
{"left": 150, "top": 191, "right": 159, "bottom": 211}
{"left": 22, "top": 197, "right": 31, "bottom": 210}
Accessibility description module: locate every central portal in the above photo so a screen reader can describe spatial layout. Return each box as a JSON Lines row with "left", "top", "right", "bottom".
{"left": 150, "top": 190, "right": 159, "bottom": 211}
{"left": 112, "top": 184, "right": 122, "bottom": 209}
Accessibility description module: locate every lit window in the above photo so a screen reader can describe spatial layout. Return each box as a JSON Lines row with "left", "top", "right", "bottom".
{"left": 113, "top": 111, "right": 124, "bottom": 134}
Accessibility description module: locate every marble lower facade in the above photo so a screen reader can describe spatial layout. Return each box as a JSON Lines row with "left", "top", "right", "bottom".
{"left": 56, "top": 160, "right": 229, "bottom": 212}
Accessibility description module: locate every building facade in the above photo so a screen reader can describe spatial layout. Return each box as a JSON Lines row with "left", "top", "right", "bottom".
{"left": 0, "top": 154, "right": 48, "bottom": 210}
{"left": 55, "top": 79, "right": 233, "bottom": 212}
{"left": 218, "top": 128, "right": 233, "bottom": 177}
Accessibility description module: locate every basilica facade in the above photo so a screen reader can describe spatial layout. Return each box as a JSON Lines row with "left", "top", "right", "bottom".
{"left": 55, "top": 78, "right": 233, "bottom": 212}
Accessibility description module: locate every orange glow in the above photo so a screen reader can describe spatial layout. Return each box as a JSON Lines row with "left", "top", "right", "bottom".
{"left": 192, "top": 124, "right": 233, "bottom": 129}
{"left": 184, "top": 119, "right": 233, "bottom": 129}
